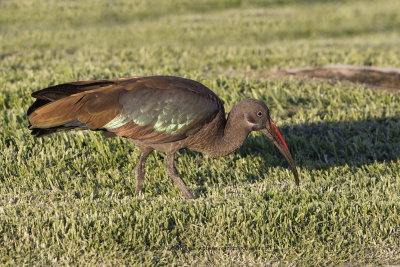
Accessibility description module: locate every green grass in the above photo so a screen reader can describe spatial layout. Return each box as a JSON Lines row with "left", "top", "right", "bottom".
{"left": 1, "top": 0, "right": 400, "bottom": 265}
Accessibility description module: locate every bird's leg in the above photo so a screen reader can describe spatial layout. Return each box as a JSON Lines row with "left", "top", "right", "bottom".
{"left": 135, "top": 148, "right": 153, "bottom": 196}
{"left": 166, "top": 151, "right": 195, "bottom": 199}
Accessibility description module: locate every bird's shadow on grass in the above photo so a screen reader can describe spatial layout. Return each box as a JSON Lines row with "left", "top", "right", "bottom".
{"left": 239, "top": 116, "right": 400, "bottom": 172}
{"left": 186, "top": 116, "right": 399, "bottom": 196}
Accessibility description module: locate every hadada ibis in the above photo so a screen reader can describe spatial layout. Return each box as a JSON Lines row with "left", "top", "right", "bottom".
{"left": 27, "top": 76, "right": 299, "bottom": 199}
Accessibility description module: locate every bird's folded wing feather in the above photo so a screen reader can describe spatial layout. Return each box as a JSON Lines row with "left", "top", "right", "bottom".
{"left": 77, "top": 77, "right": 221, "bottom": 143}
{"left": 29, "top": 76, "right": 222, "bottom": 143}
{"left": 102, "top": 80, "right": 220, "bottom": 143}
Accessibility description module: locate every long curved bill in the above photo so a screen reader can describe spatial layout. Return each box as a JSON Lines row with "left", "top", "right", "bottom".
{"left": 261, "top": 119, "right": 299, "bottom": 186}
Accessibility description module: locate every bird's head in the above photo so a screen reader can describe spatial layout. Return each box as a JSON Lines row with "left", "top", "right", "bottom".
{"left": 237, "top": 99, "right": 299, "bottom": 186}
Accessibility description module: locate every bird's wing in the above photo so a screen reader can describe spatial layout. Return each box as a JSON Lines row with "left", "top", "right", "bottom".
{"left": 29, "top": 76, "right": 222, "bottom": 143}
{"left": 101, "top": 76, "right": 222, "bottom": 143}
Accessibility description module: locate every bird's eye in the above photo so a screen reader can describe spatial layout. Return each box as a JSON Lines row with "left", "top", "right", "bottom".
{"left": 257, "top": 111, "right": 263, "bottom": 117}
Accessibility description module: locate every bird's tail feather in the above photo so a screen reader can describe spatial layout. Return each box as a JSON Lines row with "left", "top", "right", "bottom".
{"left": 27, "top": 80, "right": 115, "bottom": 137}
{"left": 28, "top": 94, "right": 89, "bottom": 137}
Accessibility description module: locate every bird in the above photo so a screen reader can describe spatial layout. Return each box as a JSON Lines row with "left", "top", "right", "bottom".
{"left": 27, "top": 76, "right": 299, "bottom": 199}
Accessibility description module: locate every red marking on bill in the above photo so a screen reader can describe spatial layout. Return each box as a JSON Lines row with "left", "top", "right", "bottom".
{"left": 270, "top": 120, "right": 289, "bottom": 151}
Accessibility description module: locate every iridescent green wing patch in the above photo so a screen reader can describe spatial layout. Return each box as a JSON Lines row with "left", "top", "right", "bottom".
{"left": 104, "top": 87, "right": 219, "bottom": 143}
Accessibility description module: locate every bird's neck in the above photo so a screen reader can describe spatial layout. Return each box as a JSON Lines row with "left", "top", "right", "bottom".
{"left": 206, "top": 110, "right": 251, "bottom": 157}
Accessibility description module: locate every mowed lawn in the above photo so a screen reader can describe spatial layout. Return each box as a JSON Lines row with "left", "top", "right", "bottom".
{"left": 1, "top": 0, "right": 400, "bottom": 265}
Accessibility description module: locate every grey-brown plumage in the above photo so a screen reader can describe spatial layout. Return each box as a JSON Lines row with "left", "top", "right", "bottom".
{"left": 28, "top": 76, "right": 299, "bottom": 199}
